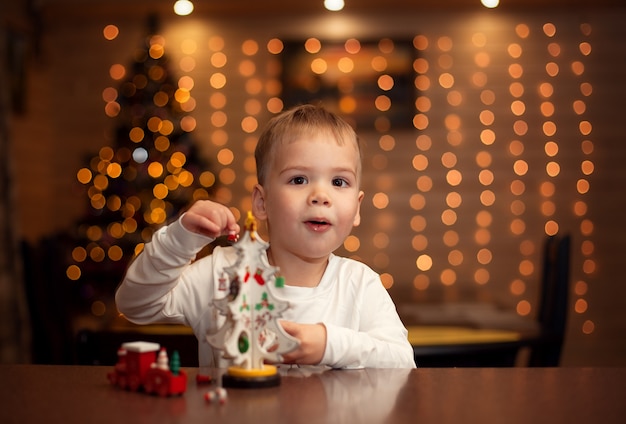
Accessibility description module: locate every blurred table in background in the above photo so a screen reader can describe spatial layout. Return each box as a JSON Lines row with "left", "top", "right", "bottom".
{"left": 76, "top": 318, "right": 198, "bottom": 366}
{"left": 77, "top": 303, "right": 542, "bottom": 368}
{"left": 399, "top": 302, "right": 542, "bottom": 367}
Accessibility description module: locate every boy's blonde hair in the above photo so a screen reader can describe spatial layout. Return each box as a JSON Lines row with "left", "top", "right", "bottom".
{"left": 254, "top": 104, "right": 361, "bottom": 186}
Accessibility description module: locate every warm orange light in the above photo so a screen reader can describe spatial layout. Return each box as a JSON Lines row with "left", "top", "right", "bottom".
{"left": 441, "top": 209, "right": 457, "bottom": 226}
{"left": 410, "top": 215, "right": 427, "bottom": 233}
{"left": 380, "top": 273, "right": 394, "bottom": 289}
{"left": 582, "top": 320, "right": 595, "bottom": 335}
{"left": 413, "top": 275, "right": 430, "bottom": 291}
{"left": 441, "top": 269, "right": 457, "bottom": 286}
{"left": 344, "top": 235, "right": 360, "bottom": 252}
{"left": 510, "top": 279, "right": 526, "bottom": 296}
{"left": 446, "top": 170, "right": 462, "bottom": 186}
{"left": 481, "top": 0, "right": 499, "bottom": 8}
{"left": 267, "top": 38, "right": 284, "bottom": 55}
{"left": 416, "top": 255, "right": 433, "bottom": 271}
{"left": 372, "top": 193, "right": 390, "bottom": 209}
{"left": 409, "top": 194, "right": 426, "bottom": 211}
{"left": 324, "top": 0, "right": 345, "bottom": 11}
{"left": 210, "top": 73, "right": 227, "bottom": 89}
{"left": 66, "top": 265, "right": 81, "bottom": 281}
{"left": 513, "top": 120, "right": 528, "bottom": 136}
{"left": 173, "top": 0, "right": 194, "bottom": 16}
{"left": 448, "top": 250, "right": 463, "bottom": 266}
{"left": 412, "top": 234, "right": 428, "bottom": 251}
{"left": 516, "top": 300, "right": 531, "bottom": 316}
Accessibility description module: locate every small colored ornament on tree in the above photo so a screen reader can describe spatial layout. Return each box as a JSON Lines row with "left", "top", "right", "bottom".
{"left": 206, "top": 211, "right": 299, "bottom": 388}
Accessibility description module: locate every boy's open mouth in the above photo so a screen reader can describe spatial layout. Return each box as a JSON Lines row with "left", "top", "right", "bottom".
{"left": 306, "top": 219, "right": 330, "bottom": 231}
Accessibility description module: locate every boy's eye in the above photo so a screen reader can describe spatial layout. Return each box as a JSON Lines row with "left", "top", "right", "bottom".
{"left": 290, "top": 176, "right": 307, "bottom": 185}
{"left": 332, "top": 178, "right": 349, "bottom": 188}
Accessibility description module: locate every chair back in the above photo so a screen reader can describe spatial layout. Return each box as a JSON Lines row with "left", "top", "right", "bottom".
{"left": 529, "top": 234, "right": 571, "bottom": 366}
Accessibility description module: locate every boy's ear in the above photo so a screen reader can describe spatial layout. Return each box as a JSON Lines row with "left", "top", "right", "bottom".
{"left": 252, "top": 184, "right": 268, "bottom": 220}
{"left": 352, "top": 190, "right": 365, "bottom": 227}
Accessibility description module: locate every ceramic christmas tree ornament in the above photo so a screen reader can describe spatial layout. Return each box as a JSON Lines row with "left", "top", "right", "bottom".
{"left": 206, "top": 212, "right": 299, "bottom": 388}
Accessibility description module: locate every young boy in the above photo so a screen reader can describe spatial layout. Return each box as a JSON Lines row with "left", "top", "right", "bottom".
{"left": 115, "top": 104, "right": 416, "bottom": 369}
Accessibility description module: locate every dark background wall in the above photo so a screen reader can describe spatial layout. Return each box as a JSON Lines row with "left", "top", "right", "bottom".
{"left": 2, "top": 0, "right": 625, "bottom": 365}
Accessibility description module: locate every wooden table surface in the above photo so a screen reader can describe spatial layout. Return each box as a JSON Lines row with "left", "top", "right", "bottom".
{"left": 2, "top": 365, "right": 625, "bottom": 424}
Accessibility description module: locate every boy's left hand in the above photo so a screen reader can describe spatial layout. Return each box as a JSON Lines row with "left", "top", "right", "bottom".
{"left": 181, "top": 200, "right": 240, "bottom": 239}
{"left": 278, "top": 321, "right": 327, "bottom": 365}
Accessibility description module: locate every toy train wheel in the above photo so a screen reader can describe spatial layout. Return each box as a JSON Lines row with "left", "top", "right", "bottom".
{"left": 117, "top": 375, "right": 128, "bottom": 390}
{"left": 157, "top": 381, "right": 169, "bottom": 397}
{"left": 107, "top": 372, "right": 117, "bottom": 386}
{"left": 145, "top": 370, "right": 169, "bottom": 397}
{"left": 128, "top": 375, "right": 141, "bottom": 392}
{"left": 144, "top": 380, "right": 154, "bottom": 395}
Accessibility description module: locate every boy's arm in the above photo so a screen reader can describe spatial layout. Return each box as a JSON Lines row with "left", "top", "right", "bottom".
{"left": 116, "top": 200, "right": 239, "bottom": 324}
{"left": 322, "top": 282, "right": 416, "bottom": 369}
{"left": 115, "top": 218, "right": 212, "bottom": 324}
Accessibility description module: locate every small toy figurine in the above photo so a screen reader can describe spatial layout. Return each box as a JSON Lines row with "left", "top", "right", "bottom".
{"left": 206, "top": 211, "right": 299, "bottom": 388}
{"left": 107, "top": 341, "right": 187, "bottom": 397}
{"left": 195, "top": 372, "right": 212, "bottom": 385}
{"left": 204, "top": 387, "right": 228, "bottom": 404}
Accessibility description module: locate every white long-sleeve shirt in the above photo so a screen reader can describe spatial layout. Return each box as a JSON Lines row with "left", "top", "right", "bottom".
{"left": 116, "top": 218, "right": 416, "bottom": 369}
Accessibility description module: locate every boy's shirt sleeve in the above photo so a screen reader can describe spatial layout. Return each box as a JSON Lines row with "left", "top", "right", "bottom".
{"left": 115, "top": 216, "right": 213, "bottom": 324}
{"left": 320, "top": 272, "right": 416, "bottom": 369}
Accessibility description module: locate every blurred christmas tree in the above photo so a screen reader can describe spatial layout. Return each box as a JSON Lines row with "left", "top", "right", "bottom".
{"left": 66, "top": 16, "right": 214, "bottom": 322}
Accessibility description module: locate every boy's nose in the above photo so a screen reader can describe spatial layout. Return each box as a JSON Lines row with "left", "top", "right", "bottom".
{"left": 309, "top": 188, "right": 331, "bottom": 206}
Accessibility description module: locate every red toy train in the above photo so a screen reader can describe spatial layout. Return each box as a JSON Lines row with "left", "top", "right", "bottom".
{"left": 107, "top": 341, "right": 187, "bottom": 397}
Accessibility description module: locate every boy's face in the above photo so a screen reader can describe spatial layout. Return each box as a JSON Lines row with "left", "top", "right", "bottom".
{"left": 252, "top": 133, "right": 364, "bottom": 261}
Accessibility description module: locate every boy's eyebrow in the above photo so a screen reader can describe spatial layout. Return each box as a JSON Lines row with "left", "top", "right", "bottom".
{"left": 278, "top": 164, "right": 358, "bottom": 178}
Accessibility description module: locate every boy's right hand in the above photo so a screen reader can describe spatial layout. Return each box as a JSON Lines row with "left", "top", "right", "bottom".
{"left": 278, "top": 321, "right": 327, "bottom": 366}
{"left": 180, "top": 200, "right": 240, "bottom": 239}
